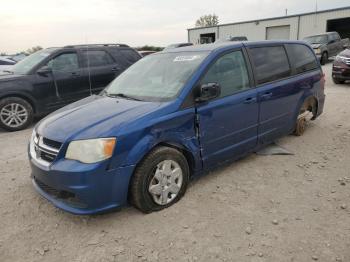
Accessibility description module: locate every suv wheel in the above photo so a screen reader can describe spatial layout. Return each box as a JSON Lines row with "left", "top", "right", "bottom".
{"left": 333, "top": 78, "right": 345, "bottom": 84}
{"left": 0, "top": 97, "right": 33, "bottom": 131}
{"left": 320, "top": 52, "right": 328, "bottom": 65}
{"left": 130, "top": 147, "right": 190, "bottom": 213}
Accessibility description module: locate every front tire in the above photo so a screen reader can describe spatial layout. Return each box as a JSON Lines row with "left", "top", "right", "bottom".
{"left": 130, "top": 146, "right": 190, "bottom": 213}
{"left": 320, "top": 52, "right": 328, "bottom": 65}
{"left": 0, "top": 97, "right": 33, "bottom": 131}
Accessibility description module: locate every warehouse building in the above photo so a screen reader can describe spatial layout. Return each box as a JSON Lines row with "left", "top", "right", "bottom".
{"left": 187, "top": 6, "right": 350, "bottom": 44}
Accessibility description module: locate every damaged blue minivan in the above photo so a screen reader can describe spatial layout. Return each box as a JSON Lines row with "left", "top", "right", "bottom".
{"left": 29, "top": 41, "right": 325, "bottom": 214}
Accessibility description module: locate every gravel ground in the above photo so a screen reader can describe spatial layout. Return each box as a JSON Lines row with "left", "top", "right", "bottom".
{"left": 0, "top": 64, "right": 349, "bottom": 262}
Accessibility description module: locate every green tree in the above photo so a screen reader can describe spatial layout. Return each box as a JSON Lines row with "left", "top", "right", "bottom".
{"left": 195, "top": 14, "right": 219, "bottom": 27}
{"left": 25, "top": 46, "right": 43, "bottom": 54}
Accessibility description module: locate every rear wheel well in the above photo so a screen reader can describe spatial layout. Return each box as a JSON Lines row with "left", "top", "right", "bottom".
{"left": 0, "top": 94, "right": 36, "bottom": 113}
{"left": 300, "top": 96, "right": 318, "bottom": 120}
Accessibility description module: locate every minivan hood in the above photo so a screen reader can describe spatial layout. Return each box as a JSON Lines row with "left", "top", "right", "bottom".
{"left": 37, "top": 95, "right": 163, "bottom": 142}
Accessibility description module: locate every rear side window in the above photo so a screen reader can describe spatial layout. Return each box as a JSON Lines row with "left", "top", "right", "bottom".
{"left": 250, "top": 46, "right": 291, "bottom": 85}
{"left": 81, "top": 50, "right": 114, "bottom": 67}
{"left": 109, "top": 48, "right": 141, "bottom": 66}
{"left": 119, "top": 49, "right": 141, "bottom": 63}
{"left": 286, "top": 44, "right": 318, "bottom": 74}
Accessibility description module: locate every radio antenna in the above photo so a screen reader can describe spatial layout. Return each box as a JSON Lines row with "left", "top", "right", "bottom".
{"left": 85, "top": 36, "right": 92, "bottom": 96}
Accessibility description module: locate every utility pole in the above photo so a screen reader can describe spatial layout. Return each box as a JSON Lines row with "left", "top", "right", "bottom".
{"left": 314, "top": 0, "right": 318, "bottom": 28}
{"left": 285, "top": 9, "right": 288, "bottom": 16}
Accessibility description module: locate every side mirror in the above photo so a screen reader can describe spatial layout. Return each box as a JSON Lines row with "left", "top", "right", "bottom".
{"left": 37, "top": 66, "right": 52, "bottom": 75}
{"left": 195, "top": 83, "right": 221, "bottom": 102}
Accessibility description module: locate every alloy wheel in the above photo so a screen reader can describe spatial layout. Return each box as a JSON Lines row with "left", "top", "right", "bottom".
{"left": 0, "top": 103, "right": 28, "bottom": 128}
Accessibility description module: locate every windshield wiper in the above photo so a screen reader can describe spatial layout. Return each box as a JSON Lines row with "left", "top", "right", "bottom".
{"left": 2, "top": 70, "right": 13, "bottom": 74}
{"left": 106, "top": 93, "right": 143, "bottom": 101}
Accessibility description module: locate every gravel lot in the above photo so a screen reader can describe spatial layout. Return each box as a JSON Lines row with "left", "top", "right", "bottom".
{"left": 0, "top": 64, "right": 349, "bottom": 262}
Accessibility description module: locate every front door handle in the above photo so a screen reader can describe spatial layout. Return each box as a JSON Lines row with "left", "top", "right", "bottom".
{"left": 71, "top": 72, "right": 80, "bottom": 77}
{"left": 243, "top": 97, "right": 257, "bottom": 104}
{"left": 260, "top": 92, "right": 273, "bottom": 100}
{"left": 111, "top": 67, "right": 120, "bottom": 72}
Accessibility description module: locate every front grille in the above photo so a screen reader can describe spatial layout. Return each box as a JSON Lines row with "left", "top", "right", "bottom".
{"left": 31, "top": 134, "right": 62, "bottom": 165}
{"left": 43, "top": 137, "right": 62, "bottom": 149}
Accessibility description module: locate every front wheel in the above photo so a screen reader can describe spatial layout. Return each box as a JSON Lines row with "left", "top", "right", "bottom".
{"left": 129, "top": 147, "right": 190, "bottom": 213}
{"left": 0, "top": 97, "right": 33, "bottom": 131}
{"left": 320, "top": 52, "right": 328, "bottom": 65}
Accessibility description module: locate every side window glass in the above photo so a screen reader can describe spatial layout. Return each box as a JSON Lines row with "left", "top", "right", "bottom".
{"left": 286, "top": 44, "right": 318, "bottom": 74}
{"left": 119, "top": 49, "right": 141, "bottom": 64}
{"left": 47, "top": 53, "right": 79, "bottom": 72}
{"left": 201, "top": 51, "right": 250, "bottom": 98}
{"left": 250, "top": 46, "right": 291, "bottom": 85}
{"left": 82, "top": 50, "right": 114, "bottom": 67}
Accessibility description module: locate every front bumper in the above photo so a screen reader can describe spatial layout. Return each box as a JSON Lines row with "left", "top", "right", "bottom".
{"left": 332, "top": 66, "right": 350, "bottom": 81}
{"left": 30, "top": 157, "right": 135, "bottom": 215}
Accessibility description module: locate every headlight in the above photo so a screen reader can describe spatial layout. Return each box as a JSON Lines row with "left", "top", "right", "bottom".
{"left": 314, "top": 48, "right": 321, "bottom": 55}
{"left": 65, "top": 138, "right": 116, "bottom": 164}
{"left": 29, "top": 130, "right": 37, "bottom": 158}
{"left": 335, "top": 55, "right": 347, "bottom": 63}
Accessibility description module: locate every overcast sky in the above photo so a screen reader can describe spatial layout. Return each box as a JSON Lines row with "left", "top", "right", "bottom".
{"left": 0, "top": 0, "right": 349, "bottom": 53}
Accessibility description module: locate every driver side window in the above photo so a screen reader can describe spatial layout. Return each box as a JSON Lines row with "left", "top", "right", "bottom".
{"left": 201, "top": 50, "right": 250, "bottom": 98}
{"left": 47, "top": 53, "right": 79, "bottom": 73}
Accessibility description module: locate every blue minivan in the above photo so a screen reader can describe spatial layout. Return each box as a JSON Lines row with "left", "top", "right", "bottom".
{"left": 29, "top": 41, "right": 325, "bottom": 214}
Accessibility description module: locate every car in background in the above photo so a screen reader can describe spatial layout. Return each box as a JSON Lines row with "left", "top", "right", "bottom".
{"left": 332, "top": 48, "right": 350, "bottom": 84}
{"left": 164, "top": 43, "right": 193, "bottom": 50}
{"left": 0, "top": 57, "right": 16, "bottom": 72}
{"left": 29, "top": 40, "right": 325, "bottom": 215}
{"left": 303, "top": 32, "right": 349, "bottom": 65}
{"left": 0, "top": 43, "right": 141, "bottom": 131}
{"left": 138, "top": 50, "right": 157, "bottom": 57}
{"left": 215, "top": 36, "right": 248, "bottom": 43}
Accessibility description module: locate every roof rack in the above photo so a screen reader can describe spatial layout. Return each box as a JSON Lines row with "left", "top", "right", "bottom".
{"left": 63, "top": 44, "right": 129, "bottom": 48}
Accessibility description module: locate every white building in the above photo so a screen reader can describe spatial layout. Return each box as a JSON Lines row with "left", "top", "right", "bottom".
{"left": 187, "top": 6, "right": 350, "bottom": 44}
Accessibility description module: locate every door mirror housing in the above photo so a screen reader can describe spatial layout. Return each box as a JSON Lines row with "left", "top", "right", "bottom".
{"left": 37, "top": 66, "right": 52, "bottom": 75}
{"left": 196, "top": 83, "right": 221, "bottom": 102}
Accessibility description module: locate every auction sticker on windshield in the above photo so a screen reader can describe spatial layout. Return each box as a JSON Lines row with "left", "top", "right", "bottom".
{"left": 173, "top": 55, "right": 201, "bottom": 62}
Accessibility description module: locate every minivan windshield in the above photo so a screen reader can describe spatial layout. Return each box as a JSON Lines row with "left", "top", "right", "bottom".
{"left": 11, "top": 48, "right": 57, "bottom": 74}
{"left": 105, "top": 51, "right": 209, "bottom": 101}
{"left": 303, "top": 35, "right": 328, "bottom": 44}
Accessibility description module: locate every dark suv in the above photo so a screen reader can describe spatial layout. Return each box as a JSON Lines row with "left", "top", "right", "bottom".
{"left": 0, "top": 44, "right": 141, "bottom": 131}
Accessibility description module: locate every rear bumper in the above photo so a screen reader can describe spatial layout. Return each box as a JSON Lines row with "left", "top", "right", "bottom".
{"left": 30, "top": 158, "right": 135, "bottom": 215}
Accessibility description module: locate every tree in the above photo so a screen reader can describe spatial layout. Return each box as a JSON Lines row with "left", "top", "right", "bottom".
{"left": 25, "top": 46, "right": 43, "bottom": 54}
{"left": 0, "top": 52, "right": 7, "bottom": 56}
{"left": 195, "top": 14, "right": 219, "bottom": 27}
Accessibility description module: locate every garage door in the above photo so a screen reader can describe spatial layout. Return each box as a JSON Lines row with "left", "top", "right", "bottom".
{"left": 266, "top": 25, "right": 290, "bottom": 40}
